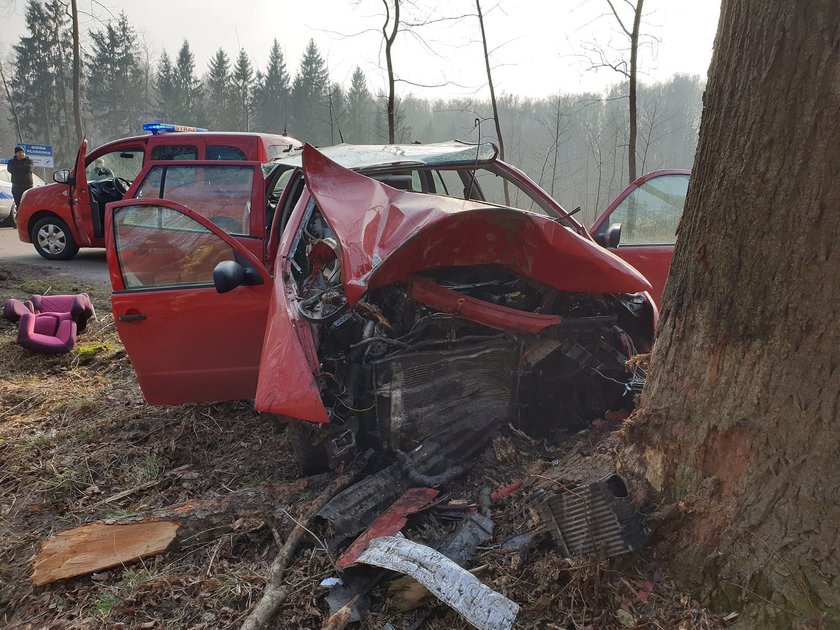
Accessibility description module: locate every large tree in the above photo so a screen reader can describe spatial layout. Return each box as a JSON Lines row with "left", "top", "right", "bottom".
{"left": 11, "top": 0, "right": 75, "bottom": 164}
{"left": 252, "top": 40, "right": 291, "bottom": 134}
{"left": 205, "top": 48, "right": 233, "bottom": 131}
{"left": 290, "top": 39, "right": 330, "bottom": 143}
{"left": 230, "top": 49, "right": 255, "bottom": 131}
{"left": 345, "top": 66, "right": 373, "bottom": 142}
{"left": 622, "top": 1, "right": 840, "bottom": 626}
{"left": 157, "top": 41, "right": 203, "bottom": 124}
{"left": 86, "top": 12, "right": 143, "bottom": 140}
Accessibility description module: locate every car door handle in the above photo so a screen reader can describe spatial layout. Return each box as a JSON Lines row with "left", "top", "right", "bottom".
{"left": 118, "top": 313, "right": 146, "bottom": 322}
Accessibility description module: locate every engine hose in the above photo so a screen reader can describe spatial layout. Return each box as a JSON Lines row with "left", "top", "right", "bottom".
{"left": 395, "top": 450, "right": 468, "bottom": 487}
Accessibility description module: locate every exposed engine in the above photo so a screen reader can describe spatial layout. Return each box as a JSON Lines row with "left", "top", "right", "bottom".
{"left": 290, "top": 208, "right": 652, "bottom": 469}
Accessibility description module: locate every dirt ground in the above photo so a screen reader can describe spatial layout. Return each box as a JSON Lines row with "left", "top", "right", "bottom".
{"left": 0, "top": 263, "right": 732, "bottom": 629}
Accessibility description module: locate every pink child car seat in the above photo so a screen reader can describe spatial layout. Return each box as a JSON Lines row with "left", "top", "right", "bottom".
{"left": 2, "top": 293, "right": 96, "bottom": 355}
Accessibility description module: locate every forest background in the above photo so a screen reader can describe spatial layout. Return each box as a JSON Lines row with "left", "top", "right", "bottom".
{"left": 0, "top": 0, "right": 705, "bottom": 225}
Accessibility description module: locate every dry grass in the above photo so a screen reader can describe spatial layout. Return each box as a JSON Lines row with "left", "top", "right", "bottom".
{"left": 0, "top": 264, "right": 730, "bottom": 629}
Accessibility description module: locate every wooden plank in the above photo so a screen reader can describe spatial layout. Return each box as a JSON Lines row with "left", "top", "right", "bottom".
{"left": 32, "top": 521, "right": 179, "bottom": 586}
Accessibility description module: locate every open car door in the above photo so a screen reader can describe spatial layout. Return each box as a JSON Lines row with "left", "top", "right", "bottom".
{"left": 105, "top": 199, "right": 272, "bottom": 405}
{"left": 590, "top": 170, "right": 690, "bottom": 307}
{"left": 70, "top": 138, "right": 94, "bottom": 246}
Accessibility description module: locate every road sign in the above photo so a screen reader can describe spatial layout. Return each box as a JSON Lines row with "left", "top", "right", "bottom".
{"left": 20, "top": 143, "right": 54, "bottom": 168}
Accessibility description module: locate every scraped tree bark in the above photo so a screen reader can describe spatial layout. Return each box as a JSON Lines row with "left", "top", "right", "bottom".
{"left": 621, "top": 1, "right": 840, "bottom": 626}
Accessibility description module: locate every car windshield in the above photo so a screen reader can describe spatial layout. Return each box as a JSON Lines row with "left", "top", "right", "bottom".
{"left": 264, "top": 160, "right": 570, "bottom": 221}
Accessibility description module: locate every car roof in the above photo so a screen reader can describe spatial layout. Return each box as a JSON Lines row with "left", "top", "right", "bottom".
{"left": 267, "top": 141, "right": 499, "bottom": 172}
{"left": 95, "top": 132, "right": 302, "bottom": 150}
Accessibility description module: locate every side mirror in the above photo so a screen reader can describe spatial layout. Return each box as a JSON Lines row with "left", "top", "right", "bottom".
{"left": 53, "top": 169, "right": 71, "bottom": 184}
{"left": 605, "top": 223, "right": 622, "bottom": 248}
{"left": 213, "top": 259, "right": 263, "bottom": 293}
{"left": 213, "top": 260, "right": 245, "bottom": 293}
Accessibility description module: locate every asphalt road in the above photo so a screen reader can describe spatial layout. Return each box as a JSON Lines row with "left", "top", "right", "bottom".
{"left": 0, "top": 226, "right": 110, "bottom": 287}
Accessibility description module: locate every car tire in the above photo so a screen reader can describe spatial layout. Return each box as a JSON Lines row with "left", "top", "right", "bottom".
{"left": 32, "top": 216, "right": 80, "bottom": 260}
{"left": 0, "top": 203, "right": 14, "bottom": 228}
{"left": 286, "top": 421, "right": 330, "bottom": 475}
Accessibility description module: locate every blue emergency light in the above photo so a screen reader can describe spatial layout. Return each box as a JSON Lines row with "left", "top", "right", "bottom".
{"left": 143, "top": 122, "right": 208, "bottom": 135}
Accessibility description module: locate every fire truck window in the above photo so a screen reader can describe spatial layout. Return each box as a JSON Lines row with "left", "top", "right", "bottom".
{"left": 150, "top": 145, "right": 198, "bottom": 161}
{"left": 207, "top": 145, "right": 247, "bottom": 160}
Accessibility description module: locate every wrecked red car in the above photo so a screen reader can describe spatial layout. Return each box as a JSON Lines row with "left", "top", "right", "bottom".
{"left": 105, "top": 143, "right": 656, "bottom": 470}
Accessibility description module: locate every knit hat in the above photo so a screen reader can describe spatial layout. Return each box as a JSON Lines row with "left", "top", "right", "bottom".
{"left": 14, "top": 146, "right": 23, "bottom": 153}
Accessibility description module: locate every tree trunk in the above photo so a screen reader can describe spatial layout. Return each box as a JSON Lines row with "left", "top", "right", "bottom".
{"left": 621, "top": 1, "right": 840, "bottom": 626}
{"left": 382, "top": 0, "right": 399, "bottom": 144}
{"left": 627, "top": 0, "right": 642, "bottom": 184}
{"left": 70, "top": 0, "right": 83, "bottom": 144}
{"left": 476, "top": 0, "right": 509, "bottom": 205}
{"left": 0, "top": 62, "right": 22, "bottom": 142}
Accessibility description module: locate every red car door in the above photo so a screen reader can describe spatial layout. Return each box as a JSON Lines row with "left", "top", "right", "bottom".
{"left": 105, "top": 199, "right": 272, "bottom": 405}
{"left": 589, "top": 170, "right": 690, "bottom": 307}
{"left": 70, "top": 138, "right": 95, "bottom": 245}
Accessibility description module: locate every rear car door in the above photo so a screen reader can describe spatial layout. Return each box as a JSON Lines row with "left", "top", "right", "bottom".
{"left": 590, "top": 170, "right": 690, "bottom": 306}
{"left": 105, "top": 199, "right": 272, "bottom": 405}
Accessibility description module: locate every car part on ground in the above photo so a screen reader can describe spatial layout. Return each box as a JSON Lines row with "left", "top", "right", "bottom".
{"left": 355, "top": 535, "right": 520, "bottom": 630}
{"left": 533, "top": 473, "right": 649, "bottom": 559}
{"left": 335, "top": 487, "right": 440, "bottom": 569}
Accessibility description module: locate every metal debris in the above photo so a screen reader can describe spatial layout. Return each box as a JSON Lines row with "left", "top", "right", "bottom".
{"left": 534, "top": 473, "right": 648, "bottom": 558}
{"left": 356, "top": 536, "right": 519, "bottom": 630}
{"left": 336, "top": 488, "right": 439, "bottom": 569}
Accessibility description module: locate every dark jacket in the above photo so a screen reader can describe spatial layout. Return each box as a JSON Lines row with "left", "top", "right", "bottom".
{"left": 8, "top": 155, "right": 34, "bottom": 188}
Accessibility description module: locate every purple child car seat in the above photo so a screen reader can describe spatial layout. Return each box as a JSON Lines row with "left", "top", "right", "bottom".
{"left": 2, "top": 293, "right": 96, "bottom": 355}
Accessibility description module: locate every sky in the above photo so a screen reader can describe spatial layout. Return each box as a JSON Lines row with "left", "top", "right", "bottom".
{"left": 0, "top": 0, "right": 721, "bottom": 100}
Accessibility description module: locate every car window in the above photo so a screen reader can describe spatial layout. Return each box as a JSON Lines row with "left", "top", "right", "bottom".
{"left": 150, "top": 145, "right": 198, "bottom": 161}
{"left": 134, "top": 166, "right": 163, "bottom": 198}
{"left": 86, "top": 149, "right": 144, "bottom": 182}
{"left": 433, "top": 169, "right": 469, "bottom": 198}
{"left": 607, "top": 174, "right": 689, "bottom": 246}
{"left": 133, "top": 165, "right": 254, "bottom": 235}
{"left": 113, "top": 204, "right": 236, "bottom": 289}
{"left": 206, "top": 145, "right": 247, "bottom": 160}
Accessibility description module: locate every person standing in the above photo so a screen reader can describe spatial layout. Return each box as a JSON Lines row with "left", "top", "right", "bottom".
{"left": 8, "top": 145, "right": 34, "bottom": 208}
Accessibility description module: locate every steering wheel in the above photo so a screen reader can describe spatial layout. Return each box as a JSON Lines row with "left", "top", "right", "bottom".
{"left": 297, "top": 286, "right": 348, "bottom": 324}
{"left": 113, "top": 177, "right": 131, "bottom": 195}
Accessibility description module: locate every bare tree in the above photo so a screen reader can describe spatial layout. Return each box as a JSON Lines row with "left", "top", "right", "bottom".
{"left": 587, "top": 0, "right": 645, "bottom": 184}
{"left": 475, "top": 0, "right": 509, "bottom": 204}
{"left": 0, "top": 60, "right": 21, "bottom": 141}
{"left": 381, "top": 0, "right": 399, "bottom": 143}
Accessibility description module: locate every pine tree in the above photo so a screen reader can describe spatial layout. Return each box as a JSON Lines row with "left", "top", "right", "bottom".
{"left": 11, "top": 0, "right": 76, "bottom": 164}
{"left": 290, "top": 39, "right": 330, "bottom": 143}
{"left": 346, "top": 67, "right": 373, "bottom": 142}
{"left": 230, "top": 49, "right": 254, "bottom": 131}
{"left": 86, "top": 12, "right": 143, "bottom": 141}
{"left": 205, "top": 48, "right": 232, "bottom": 130}
{"left": 173, "top": 41, "right": 203, "bottom": 124}
{"left": 155, "top": 51, "right": 176, "bottom": 120}
{"left": 252, "top": 40, "right": 290, "bottom": 134}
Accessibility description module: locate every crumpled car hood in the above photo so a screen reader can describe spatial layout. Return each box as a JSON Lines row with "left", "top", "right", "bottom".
{"left": 302, "top": 143, "right": 652, "bottom": 304}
